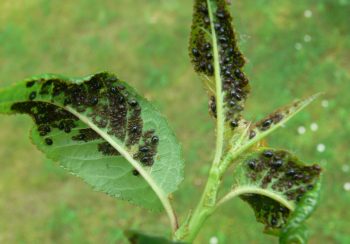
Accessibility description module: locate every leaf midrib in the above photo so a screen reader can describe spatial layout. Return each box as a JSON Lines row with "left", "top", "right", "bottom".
{"left": 207, "top": 0, "right": 225, "bottom": 166}
{"left": 65, "top": 106, "right": 178, "bottom": 230}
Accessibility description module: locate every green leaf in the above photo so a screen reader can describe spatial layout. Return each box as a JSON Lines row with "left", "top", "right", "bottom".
{"left": 125, "top": 230, "right": 186, "bottom": 244}
{"left": 0, "top": 72, "right": 184, "bottom": 212}
{"left": 189, "top": 0, "right": 250, "bottom": 157}
{"left": 218, "top": 148, "right": 322, "bottom": 236}
{"left": 279, "top": 180, "right": 321, "bottom": 244}
{"left": 230, "top": 94, "right": 320, "bottom": 153}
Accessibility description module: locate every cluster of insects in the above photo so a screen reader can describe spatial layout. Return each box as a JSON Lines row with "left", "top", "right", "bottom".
{"left": 12, "top": 73, "right": 161, "bottom": 175}
{"left": 190, "top": 1, "right": 250, "bottom": 129}
{"left": 240, "top": 149, "right": 321, "bottom": 230}
{"left": 244, "top": 149, "right": 321, "bottom": 202}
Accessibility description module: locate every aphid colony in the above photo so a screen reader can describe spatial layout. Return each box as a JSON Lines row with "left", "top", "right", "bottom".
{"left": 248, "top": 102, "right": 302, "bottom": 140}
{"left": 240, "top": 194, "right": 290, "bottom": 229}
{"left": 241, "top": 149, "right": 321, "bottom": 230}
{"left": 244, "top": 149, "right": 321, "bottom": 202}
{"left": 11, "top": 73, "right": 160, "bottom": 173}
{"left": 190, "top": 0, "right": 250, "bottom": 129}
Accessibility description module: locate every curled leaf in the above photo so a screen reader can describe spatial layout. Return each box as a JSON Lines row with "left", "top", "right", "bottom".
{"left": 190, "top": 0, "right": 250, "bottom": 132}
{"left": 279, "top": 180, "right": 321, "bottom": 244}
{"left": 221, "top": 148, "right": 321, "bottom": 236}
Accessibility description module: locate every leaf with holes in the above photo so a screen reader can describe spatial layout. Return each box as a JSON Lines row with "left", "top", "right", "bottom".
{"left": 0, "top": 72, "right": 184, "bottom": 213}
{"left": 219, "top": 148, "right": 322, "bottom": 237}
{"left": 189, "top": 0, "right": 250, "bottom": 144}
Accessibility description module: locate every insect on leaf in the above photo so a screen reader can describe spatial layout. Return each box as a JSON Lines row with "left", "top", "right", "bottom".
{"left": 231, "top": 94, "right": 320, "bottom": 153}
{"left": 0, "top": 72, "right": 184, "bottom": 211}
{"left": 221, "top": 148, "right": 322, "bottom": 237}
{"left": 190, "top": 0, "right": 250, "bottom": 138}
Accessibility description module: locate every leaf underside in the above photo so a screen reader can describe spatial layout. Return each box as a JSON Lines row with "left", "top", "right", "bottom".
{"left": 0, "top": 72, "right": 184, "bottom": 210}
{"left": 190, "top": 0, "right": 250, "bottom": 134}
{"left": 233, "top": 148, "right": 321, "bottom": 235}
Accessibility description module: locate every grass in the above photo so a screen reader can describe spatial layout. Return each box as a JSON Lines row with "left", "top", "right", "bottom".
{"left": 0, "top": 0, "right": 349, "bottom": 243}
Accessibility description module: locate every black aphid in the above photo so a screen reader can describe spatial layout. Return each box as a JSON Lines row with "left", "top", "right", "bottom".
{"left": 132, "top": 169, "right": 140, "bottom": 176}
{"left": 29, "top": 91, "right": 37, "bottom": 101}
{"left": 263, "top": 150, "right": 274, "bottom": 158}
{"left": 129, "top": 99, "right": 138, "bottom": 107}
{"left": 230, "top": 120, "right": 238, "bottom": 128}
{"left": 271, "top": 159, "right": 283, "bottom": 168}
{"left": 45, "top": 138, "right": 53, "bottom": 146}
{"left": 262, "top": 119, "right": 273, "bottom": 128}
{"left": 140, "top": 146, "right": 149, "bottom": 153}
{"left": 26, "top": 81, "right": 35, "bottom": 88}
{"left": 192, "top": 48, "right": 200, "bottom": 57}
{"left": 151, "top": 135, "right": 159, "bottom": 144}
{"left": 247, "top": 159, "right": 257, "bottom": 170}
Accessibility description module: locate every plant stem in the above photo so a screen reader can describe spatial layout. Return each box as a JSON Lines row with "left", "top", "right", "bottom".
{"left": 174, "top": 165, "right": 221, "bottom": 242}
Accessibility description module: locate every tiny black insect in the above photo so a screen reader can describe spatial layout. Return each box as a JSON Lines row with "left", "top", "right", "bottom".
{"left": 249, "top": 130, "right": 256, "bottom": 139}
{"left": 286, "top": 169, "right": 296, "bottom": 176}
{"left": 129, "top": 99, "right": 138, "bottom": 107}
{"left": 203, "top": 43, "right": 211, "bottom": 50}
{"left": 45, "top": 138, "right": 53, "bottom": 146}
{"left": 263, "top": 150, "right": 274, "bottom": 158}
{"left": 64, "top": 127, "right": 71, "bottom": 133}
{"left": 26, "top": 81, "right": 35, "bottom": 88}
{"left": 131, "top": 126, "right": 139, "bottom": 133}
{"left": 151, "top": 135, "right": 159, "bottom": 144}
{"left": 271, "top": 159, "right": 283, "bottom": 168}
{"left": 29, "top": 91, "right": 37, "bottom": 101}
{"left": 90, "top": 97, "right": 98, "bottom": 106}
{"left": 141, "top": 157, "right": 149, "bottom": 164}
{"left": 262, "top": 119, "right": 273, "bottom": 128}
{"left": 230, "top": 120, "right": 238, "bottom": 128}
{"left": 132, "top": 169, "right": 140, "bottom": 176}
{"left": 140, "top": 146, "right": 149, "bottom": 153}
{"left": 247, "top": 160, "right": 257, "bottom": 170}
{"left": 192, "top": 48, "right": 200, "bottom": 57}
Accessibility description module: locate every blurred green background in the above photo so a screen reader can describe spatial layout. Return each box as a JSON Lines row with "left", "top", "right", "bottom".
{"left": 0, "top": 0, "right": 349, "bottom": 243}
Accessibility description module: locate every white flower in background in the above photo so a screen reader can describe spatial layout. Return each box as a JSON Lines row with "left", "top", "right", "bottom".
{"left": 343, "top": 182, "right": 350, "bottom": 191}
{"left": 317, "top": 143, "right": 326, "bottom": 153}
{"left": 310, "top": 123, "right": 319, "bottom": 132}
{"left": 295, "top": 42, "right": 303, "bottom": 50}
{"left": 304, "top": 34, "right": 312, "bottom": 42}
{"left": 342, "top": 164, "right": 350, "bottom": 173}
{"left": 210, "top": 236, "right": 219, "bottom": 244}
{"left": 297, "top": 126, "right": 306, "bottom": 135}
{"left": 321, "top": 100, "right": 329, "bottom": 108}
{"left": 304, "top": 10, "right": 313, "bottom": 18}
